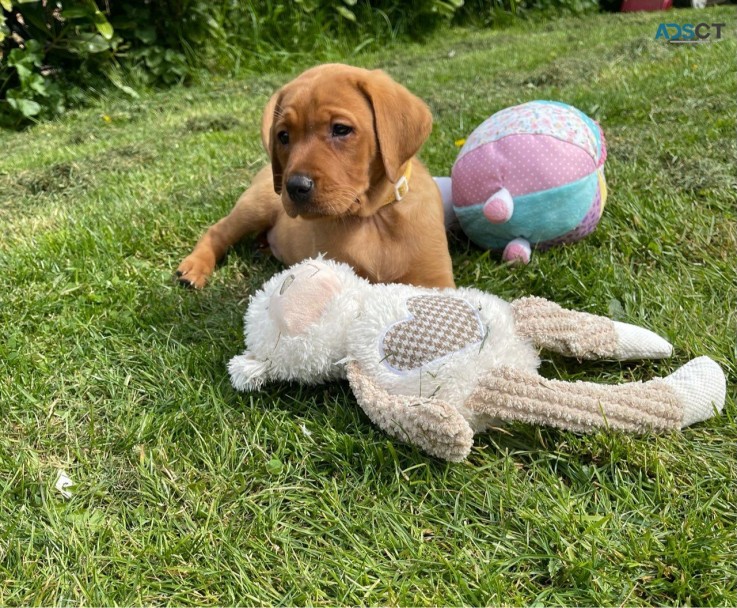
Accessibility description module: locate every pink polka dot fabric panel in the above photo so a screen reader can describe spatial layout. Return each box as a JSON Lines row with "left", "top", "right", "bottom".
{"left": 452, "top": 133, "right": 597, "bottom": 207}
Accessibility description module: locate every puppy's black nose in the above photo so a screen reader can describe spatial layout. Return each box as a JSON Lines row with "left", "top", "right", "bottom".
{"left": 286, "top": 174, "right": 314, "bottom": 204}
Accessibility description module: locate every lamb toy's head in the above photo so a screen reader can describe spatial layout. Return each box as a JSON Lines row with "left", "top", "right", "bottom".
{"left": 228, "top": 258, "right": 368, "bottom": 391}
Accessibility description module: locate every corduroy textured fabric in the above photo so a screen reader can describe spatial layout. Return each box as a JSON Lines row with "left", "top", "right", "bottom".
{"left": 347, "top": 362, "right": 474, "bottom": 462}
{"left": 512, "top": 296, "right": 619, "bottom": 359}
{"left": 466, "top": 365, "right": 683, "bottom": 433}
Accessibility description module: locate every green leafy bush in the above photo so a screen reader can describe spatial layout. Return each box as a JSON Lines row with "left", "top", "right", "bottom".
{"left": 107, "top": 1, "right": 222, "bottom": 85}
{"left": 0, "top": 0, "right": 216, "bottom": 126}
{"left": 1, "top": 0, "right": 596, "bottom": 128}
{"left": 189, "top": 0, "right": 488, "bottom": 72}
{"left": 0, "top": 0, "right": 117, "bottom": 126}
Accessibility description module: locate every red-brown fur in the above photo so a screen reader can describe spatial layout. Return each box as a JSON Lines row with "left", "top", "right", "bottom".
{"left": 176, "top": 64, "right": 454, "bottom": 288}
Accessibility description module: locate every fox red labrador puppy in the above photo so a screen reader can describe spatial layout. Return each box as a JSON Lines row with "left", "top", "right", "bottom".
{"left": 176, "top": 63, "right": 454, "bottom": 288}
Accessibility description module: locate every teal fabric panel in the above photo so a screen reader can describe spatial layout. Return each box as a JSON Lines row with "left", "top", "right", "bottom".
{"left": 454, "top": 171, "right": 599, "bottom": 250}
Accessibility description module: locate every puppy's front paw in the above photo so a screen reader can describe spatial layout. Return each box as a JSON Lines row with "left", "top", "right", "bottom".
{"left": 175, "top": 255, "right": 213, "bottom": 289}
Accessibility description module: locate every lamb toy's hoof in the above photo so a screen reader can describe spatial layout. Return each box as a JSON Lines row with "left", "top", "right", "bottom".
{"left": 482, "top": 188, "right": 514, "bottom": 224}
{"left": 663, "top": 356, "right": 727, "bottom": 427}
{"left": 502, "top": 238, "right": 532, "bottom": 264}
{"left": 612, "top": 321, "right": 673, "bottom": 360}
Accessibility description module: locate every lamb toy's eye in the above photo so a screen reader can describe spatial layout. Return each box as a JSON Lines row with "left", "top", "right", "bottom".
{"left": 280, "top": 274, "right": 295, "bottom": 295}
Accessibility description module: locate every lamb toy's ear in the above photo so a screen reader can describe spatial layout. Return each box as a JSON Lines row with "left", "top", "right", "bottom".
{"left": 228, "top": 351, "right": 270, "bottom": 392}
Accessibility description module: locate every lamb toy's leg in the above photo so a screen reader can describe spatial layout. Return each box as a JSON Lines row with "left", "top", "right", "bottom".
{"left": 467, "top": 357, "right": 726, "bottom": 433}
{"left": 346, "top": 362, "right": 474, "bottom": 462}
{"left": 511, "top": 296, "right": 673, "bottom": 360}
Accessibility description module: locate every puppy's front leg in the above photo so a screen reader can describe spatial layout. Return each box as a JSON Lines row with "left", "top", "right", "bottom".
{"left": 396, "top": 242, "right": 456, "bottom": 289}
{"left": 176, "top": 165, "right": 278, "bottom": 288}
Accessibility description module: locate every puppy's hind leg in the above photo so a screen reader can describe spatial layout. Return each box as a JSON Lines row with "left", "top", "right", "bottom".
{"left": 176, "top": 166, "right": 278, "bottom": 289}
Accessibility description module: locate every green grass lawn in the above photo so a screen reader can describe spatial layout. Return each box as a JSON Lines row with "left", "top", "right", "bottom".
{"left": 1, "top": 7, "right": 735, "bottom": 605}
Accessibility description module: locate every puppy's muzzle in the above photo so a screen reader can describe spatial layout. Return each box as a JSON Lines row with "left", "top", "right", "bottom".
{"left": 286, "top": 174, "right": 315, "bottom": 205}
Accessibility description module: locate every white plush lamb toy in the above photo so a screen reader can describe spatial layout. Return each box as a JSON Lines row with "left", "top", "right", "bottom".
{"left": 229, "top": 258, "right": 726, "bottom": 461}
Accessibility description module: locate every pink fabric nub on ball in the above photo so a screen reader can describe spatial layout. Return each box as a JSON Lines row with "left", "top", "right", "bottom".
{"left": 502, "top": 239, "right": 532, "bottom": 264}
{"left": 483, "top": 189, "right": 513, "bottom": 224}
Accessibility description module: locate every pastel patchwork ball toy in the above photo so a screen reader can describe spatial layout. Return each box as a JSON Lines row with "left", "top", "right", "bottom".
{"left": 437, "top": 101, "right": 608, "bottom": 264}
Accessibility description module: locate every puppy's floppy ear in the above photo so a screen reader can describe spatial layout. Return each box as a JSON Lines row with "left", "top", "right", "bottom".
{"left": 359, "top": 70, "right": 433, "bottom": 182}
{"left": 260, "top": 90, "right": 284, "bottom": 194}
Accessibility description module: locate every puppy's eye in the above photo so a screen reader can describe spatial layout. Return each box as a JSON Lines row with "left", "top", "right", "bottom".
{"left": 277, "top": 131, "right": 289, "bottom": 145}
{"left": 331, "top": 124, "right": 353, "bottom": 138}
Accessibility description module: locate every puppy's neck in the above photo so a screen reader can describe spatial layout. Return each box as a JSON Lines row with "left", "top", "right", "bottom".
{"left": 360, "top": 161, "right": 413, "bottom": 218}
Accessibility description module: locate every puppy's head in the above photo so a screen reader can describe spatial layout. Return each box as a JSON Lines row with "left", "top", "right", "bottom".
{"left": 261, "top": 64, "right": 432, "bottom": 219}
